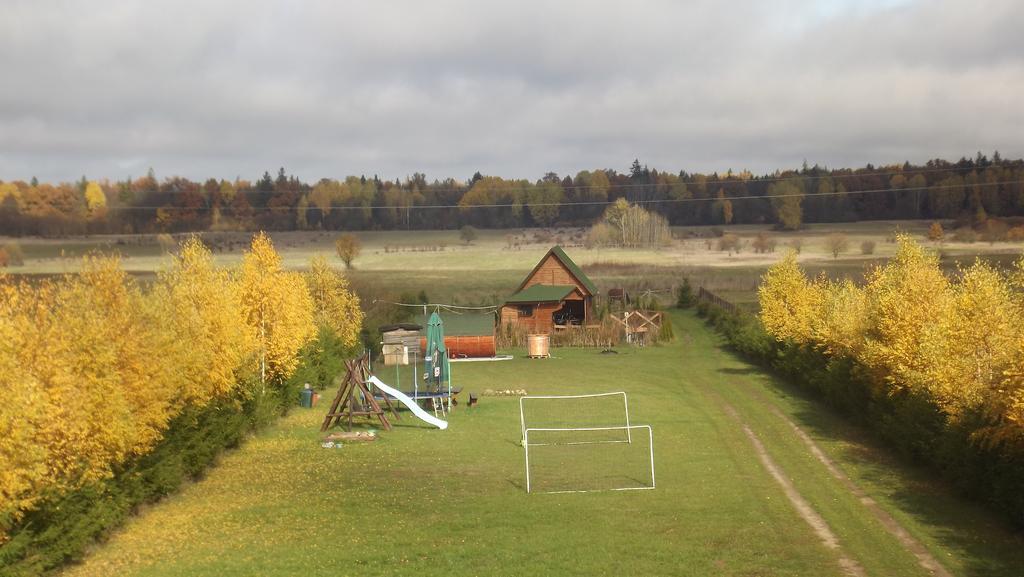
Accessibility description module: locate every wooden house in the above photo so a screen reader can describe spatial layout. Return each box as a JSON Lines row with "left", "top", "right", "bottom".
{"left": 500, "top": 246, "right": 598, "bottom": 334}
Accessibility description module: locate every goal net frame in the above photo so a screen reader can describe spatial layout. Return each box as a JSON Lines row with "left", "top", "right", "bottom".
{"left": 519, "top": 392, "right": 655, "bottom": 494}
{"left": 519, "top": 392, "right": 632, "bottom": 445}
{"left": 523, "top": 425, "right": 655, "bottom": 493}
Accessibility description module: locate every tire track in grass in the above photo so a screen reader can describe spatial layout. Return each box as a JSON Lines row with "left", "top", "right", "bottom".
{"left": 762, "top": 403, "right": 954, "bottom": 577}
{"left": 718, "top": 401, "right": 868, "bottom": 577}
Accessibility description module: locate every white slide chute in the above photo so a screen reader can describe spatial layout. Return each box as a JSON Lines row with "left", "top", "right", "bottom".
{"left": 366, "top": 376, "right": 448, "bottom": 430}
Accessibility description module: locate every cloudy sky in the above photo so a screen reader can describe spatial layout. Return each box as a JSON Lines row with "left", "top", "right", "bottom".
{"left": 1, "top": 0, "right": 1022, "bottom": 183}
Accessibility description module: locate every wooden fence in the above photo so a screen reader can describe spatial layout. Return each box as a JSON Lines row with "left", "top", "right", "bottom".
{"left": 697, "top": 286, "right": 742, "bottom": 314}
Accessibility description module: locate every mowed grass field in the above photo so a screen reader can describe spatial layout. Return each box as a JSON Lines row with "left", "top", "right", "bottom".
{"left": 60, "top": 312, "right": 1024, "bottom": 577}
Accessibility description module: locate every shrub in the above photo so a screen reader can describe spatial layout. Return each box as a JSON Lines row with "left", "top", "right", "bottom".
{"left": 825, "top": 233, "right": 849, "bottom": 258}
{"left": 676, "top": 278, "right": 695, "bottom": 309}
{"left": 952, "top": 227, "right": 977, "bottom": 243}
{"left": 1008, "top": 226, "right": 1024, "bottom": 242}
{"left": 1, "top": 242, "right": 24, "bottom": 266}
{"left": 585, "top": 221, "right": 617, "bottom": 248}
{"left": 752, "top": 232, "right": 777, "bottom": 254}
{"left": 983, "top": 219, "right": 1009, "bottom": 244}
{"left": 860, "top": 240, "right": 876, "bottom": 255}
{"left": 927, "top": 222, "right": 945, "bottom": 243}
{"left": 658, "top": 313, "right": 675, "bottom": 342}
{"left": 460, "top": 225, "right": 479, "bottom": 245}
{"left": 717, "top": 233, "right": 741, "bottom": 253}
{"left": 334, "top": 233, "right": 361, "bottom": 269}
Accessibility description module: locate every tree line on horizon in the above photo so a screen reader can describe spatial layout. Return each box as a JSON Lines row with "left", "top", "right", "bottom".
{"left": 2, "top": 153, "right": 1023, "bottom": 237}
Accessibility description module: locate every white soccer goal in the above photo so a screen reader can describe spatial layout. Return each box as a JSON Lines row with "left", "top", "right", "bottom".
{"left": 519, "top": 392, "right": 632, "bottom": 444}
{"left": 519, "top": 393, "right": 655, "bottom": 494}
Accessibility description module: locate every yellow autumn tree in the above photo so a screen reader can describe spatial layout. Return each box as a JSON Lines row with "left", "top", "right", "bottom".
{"left": 47, "top": 256, "right": 177, "bottom": 470}
{"left": 758, "top": 251, "right": 821, "bottom": 344}
{"left": 756, "top": 236, "right": 1024, "bottom": 463}
{"left": 84, "top": 181, "right": 107, "bottom": 218}
{"left": 0, "top": 278, "right": 55, "bottom": 535}
{"left": 305, "top": 255, "right": 363, "bottom": 349}
{"left": 859, "top": 236, "right": 951, "bottom": 395}
{"left": 0, "top": 256, "right": 176, "bottom": 541}
{"left": 152, "top": 236, "right": 256, "bottom": 408}
{"left": 995, "top": 340, "right": 1024, "bottom": 447}
{"left": 238, "top": 232, "right": 316, "bottom": 390}
{"left": 926, "top": 261, "right": 1020, "bottom": 421}
{"left": 810, "top": 278, "right": 868, "bottom": 358}
{"left": 1009, "top": 256, "right": 1024, "bottom": 298}
{"left": 1, "top": 239, "right": 329, "bottom": 543}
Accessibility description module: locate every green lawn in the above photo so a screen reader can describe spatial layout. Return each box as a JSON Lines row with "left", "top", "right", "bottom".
{"left": 61, "top": 312, "right": 1024, "bottom": 577}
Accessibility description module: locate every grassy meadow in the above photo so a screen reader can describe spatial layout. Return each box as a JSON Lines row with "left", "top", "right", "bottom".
{"left": 5, "top": 220, "right": 1024, "bottom": 310}
{"left": 56, "top": 311, "right": 1024, "bottom": 577}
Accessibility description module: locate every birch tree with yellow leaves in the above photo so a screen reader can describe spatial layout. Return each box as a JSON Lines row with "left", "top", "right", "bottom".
{"left": 305, "top": 254, "right": 363, "bottom": 349}
{"left": 238, "top": 232, "right": 316, "bottom": 391}
{"left": 0, "top": 278, "right": 54, "bottom": 531}
{"left": 758, "top": 251, "right": 820, "bottom": 345}
{"left": 0, "top": 257, "right": 175, "bottom": 538}
{"left": 1, "top": 231, "right": 353, "bottom": 545}
{"left": 858, "top": 237, "right": 953, "bottom": 396}
{"left": 152, "top": 236, "right": 256, "bottom": 407}
{"left": 758, "top": 236, "right": 1024, "bottom": 447}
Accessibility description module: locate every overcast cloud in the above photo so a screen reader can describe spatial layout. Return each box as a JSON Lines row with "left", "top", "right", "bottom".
{"left": 1, "top": 0, "right": 1022, "bottom": 183}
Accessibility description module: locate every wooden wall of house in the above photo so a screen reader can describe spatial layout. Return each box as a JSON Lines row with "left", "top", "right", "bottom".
{"left": 500, "top": 305, "right": 519, "bottom": 326}
{"left": 523, "top": 255, "right": 590, "bottom": 296}
{"left": 501, "top": 302, "right": 563, "bottom": 334}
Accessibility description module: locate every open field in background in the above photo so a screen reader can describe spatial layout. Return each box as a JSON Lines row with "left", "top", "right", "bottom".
{"left": 57, "top": 312, "right": 1024, "bottom": 577}
{"left": 4, "top": 220, "right": 1023, "bottom": 309}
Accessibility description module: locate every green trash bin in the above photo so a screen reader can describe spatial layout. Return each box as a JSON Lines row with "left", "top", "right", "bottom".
{"left": 300, "top": 384, "right": 313, "bottom": 408}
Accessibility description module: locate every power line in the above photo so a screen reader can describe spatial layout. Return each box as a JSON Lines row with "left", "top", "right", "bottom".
{"left": 371, "top": 299, "right": 499, "bottom": 313}
{"left": 96, "top": 179, "right": 1024, "bottom": 211}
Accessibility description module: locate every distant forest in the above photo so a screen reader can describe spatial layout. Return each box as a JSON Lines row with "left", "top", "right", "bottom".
{"left": 1, "top": 153, "right": 1023, "bottom": 237}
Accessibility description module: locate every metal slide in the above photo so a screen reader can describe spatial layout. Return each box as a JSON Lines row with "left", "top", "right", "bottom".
{"left": 366, "top": 376, "right": 449, "bottom": 430}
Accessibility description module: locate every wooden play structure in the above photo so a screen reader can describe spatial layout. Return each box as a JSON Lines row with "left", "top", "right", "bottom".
{"left": 320, "top": 353, "right": 398, "bottom": 432}
{"left": 610, "top": 310, "right": 663, "bottom": 345}
{"left": 321, "top": 348, "right": 452, "bottom": 432}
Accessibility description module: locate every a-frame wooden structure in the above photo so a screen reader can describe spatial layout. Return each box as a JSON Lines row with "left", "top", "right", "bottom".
{"left": 321, "top": 353, "right": 399, "bottom": 432}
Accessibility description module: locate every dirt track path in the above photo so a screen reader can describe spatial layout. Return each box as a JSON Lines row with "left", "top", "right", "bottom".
{"left": 766, "top": 404, "right": 954, "bottom": 577}
{"left": 718, "top": 400, "right": 868, "bottom": 577}
{"left": 685, "top": 311, "right": 956, "bottom": 576}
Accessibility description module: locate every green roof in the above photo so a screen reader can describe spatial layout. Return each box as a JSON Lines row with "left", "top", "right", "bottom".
{"left": 505, "top": 284, "right": 577, "bottom": 304}
{"left": 551, "top": 246, "right": 597, "bottom": 295}
{"left": 514, "top": 246, "right": 598, "bottom": 296}
{"left": 419, "top": 311, "right": 495, "bottom": 336}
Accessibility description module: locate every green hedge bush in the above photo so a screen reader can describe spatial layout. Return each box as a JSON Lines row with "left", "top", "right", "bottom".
{"left": 0, "top": 331, "right": 351, "bottom": 577}
{"left": 696, "top": 301, "right": 1024, "bottom": 528}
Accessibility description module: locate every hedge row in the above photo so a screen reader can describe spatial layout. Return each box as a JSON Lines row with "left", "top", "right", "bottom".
{"left": 695, "top": 300, "right": 1024, "bottom": 528}
{"left": 0, "top": 329, "right": 349, "bottom": 577}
